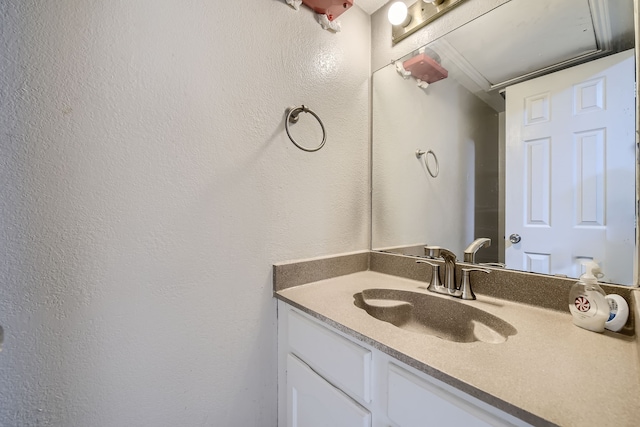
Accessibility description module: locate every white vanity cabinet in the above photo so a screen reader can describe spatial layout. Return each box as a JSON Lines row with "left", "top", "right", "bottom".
{"left": 277, "top": 301, "right": 532, "bottom": 427}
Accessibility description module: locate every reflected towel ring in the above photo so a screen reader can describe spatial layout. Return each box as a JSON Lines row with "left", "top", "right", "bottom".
{"left": 415, "top": 149, "right": 439, "bottom": 178}
{"left": 285, "top": 105, "right": 327, "bottom": 152}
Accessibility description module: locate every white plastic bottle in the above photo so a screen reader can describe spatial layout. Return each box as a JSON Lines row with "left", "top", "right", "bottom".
{"left": 568, "top": 262, "right": 610, "bottom": 332}
{"left": 605, "top": 294, "right": 630, "bottom": 332}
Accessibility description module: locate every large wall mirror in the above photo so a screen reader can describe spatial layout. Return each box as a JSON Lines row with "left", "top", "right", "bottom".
{"left": 372, "top": 0, "right": 637, "bottom": 285}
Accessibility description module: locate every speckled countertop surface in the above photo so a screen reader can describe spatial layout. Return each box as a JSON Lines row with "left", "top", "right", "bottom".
{"left": 276, "top": 270, "right": 640, "bottom": 427}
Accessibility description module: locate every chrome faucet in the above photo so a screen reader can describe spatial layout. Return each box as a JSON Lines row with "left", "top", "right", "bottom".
{"left": 424, "top": 246, "right": 457, "bottom": 292}
{"left": 418, "top": 246, "right": 490, "bottom": 300}
{"left": 463, "top": 238, "right": 491, "bottom": 263}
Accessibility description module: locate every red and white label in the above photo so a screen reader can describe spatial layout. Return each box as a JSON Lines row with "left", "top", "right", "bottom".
{"left": 574, "top": 296, "right": 591, "bottom": 312}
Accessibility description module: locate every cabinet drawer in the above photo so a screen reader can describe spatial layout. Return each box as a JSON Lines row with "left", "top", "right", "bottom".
{"left": 388, "top": 363, "right": 517, "bottom": 427}
{"left": 287, "top": 309, "right": 372, "bottom": 403}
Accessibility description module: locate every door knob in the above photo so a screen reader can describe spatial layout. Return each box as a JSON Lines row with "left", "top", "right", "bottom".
{"left": 509, "top": 234, "right": 521, "bottom": 244}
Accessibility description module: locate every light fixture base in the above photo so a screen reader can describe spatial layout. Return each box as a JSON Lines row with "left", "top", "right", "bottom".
{"left": 392, "top": 0, "right": 468, "bottom": 45}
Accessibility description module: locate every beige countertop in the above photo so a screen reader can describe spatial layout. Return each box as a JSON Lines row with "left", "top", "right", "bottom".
{"left": 276, "top": 270, "right": 640, "bottom": 427}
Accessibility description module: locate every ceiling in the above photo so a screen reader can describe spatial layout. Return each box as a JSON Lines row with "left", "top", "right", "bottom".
{"left": 356, "top": 0, "right": 389, "bottom": 15}
{"left": 443, "top": 0, "right": 601, "bottom": 86}
{"left": 391, "top": 0, "right": 634, "bottom": 111}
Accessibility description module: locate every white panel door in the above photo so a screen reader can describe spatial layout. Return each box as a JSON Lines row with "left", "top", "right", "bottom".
{"left": 505, "top": 49, "right": 635, "bottom": 283}
{"left": 286, "top": 354, "right": 371, "bottom": 427}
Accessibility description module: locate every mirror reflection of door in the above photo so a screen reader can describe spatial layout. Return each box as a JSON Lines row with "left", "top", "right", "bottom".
{"left": 505, "top": 49, "right": 635, "bottom": 284}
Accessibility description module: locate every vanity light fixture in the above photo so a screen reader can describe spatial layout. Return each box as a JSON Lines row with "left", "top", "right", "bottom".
{"left": 389, "top": 0, "right": 468, "bottom": 45}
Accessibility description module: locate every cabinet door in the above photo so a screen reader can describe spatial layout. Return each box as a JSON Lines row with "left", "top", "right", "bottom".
{"left": 287, "top": 354, "right": 371, "bottom": 427}
{"left": 388, "top": 363, "right": 517, "bottom": 427}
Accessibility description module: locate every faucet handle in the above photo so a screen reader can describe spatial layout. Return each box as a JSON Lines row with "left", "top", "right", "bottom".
{"left": 459, "top": 267, "right": 491, "bottom": 300}
{"left": 479, "top": 262, "right": 506, "bottom": 269}
{"left": 462, "top": 267, "right": 492, "bottom": 273}
{"left": 416, "top": 260, "right": 443, "bottom": 292}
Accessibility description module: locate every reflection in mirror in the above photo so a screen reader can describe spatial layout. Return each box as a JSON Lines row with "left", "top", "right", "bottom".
{"left": 371, "top": 0, "right": 637, "bottom": 285}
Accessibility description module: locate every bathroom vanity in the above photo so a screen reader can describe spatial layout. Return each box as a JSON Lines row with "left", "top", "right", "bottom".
{"left": 278, "top": 302, "right": 529, "bottom": 426}
{"left": 274, "top": 251, "right": 640, "bottom": 427}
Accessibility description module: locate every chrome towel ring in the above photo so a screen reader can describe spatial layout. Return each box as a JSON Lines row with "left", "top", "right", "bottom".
{"left": 285, "top": 105, "right": 327, "bottom": 152}
{"left": 416, "top": 149, "right": 439, "bottom": 178}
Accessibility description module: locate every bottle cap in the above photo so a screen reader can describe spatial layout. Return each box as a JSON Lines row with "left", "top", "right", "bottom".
{"left": 579, "top": 261, "right": 600, "bottom": 284}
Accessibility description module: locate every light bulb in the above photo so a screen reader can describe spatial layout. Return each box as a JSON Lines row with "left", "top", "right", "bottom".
{"left": 388, "top": 2, "right": 409, "bottom": 26}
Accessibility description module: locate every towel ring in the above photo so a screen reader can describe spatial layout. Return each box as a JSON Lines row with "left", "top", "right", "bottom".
{"left": 415, "top": 149, "right": 439, "bottom": 178}
{"left": 285, "top": 105, "right": 327, "bottom": 152}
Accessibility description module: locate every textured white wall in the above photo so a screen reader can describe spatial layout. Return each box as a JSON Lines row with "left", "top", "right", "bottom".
{"left": 371, "top": 0, "right": 510, "bottom": 71}
{"left": 0, "top": 1, "right": 370, "bottom": 425}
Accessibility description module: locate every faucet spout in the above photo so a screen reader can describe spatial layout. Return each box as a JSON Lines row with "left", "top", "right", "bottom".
{"left": 425, "top": 246, "right": 457, "bottom": 293}
{"left": 463, "top": 238, "right": 491, "bottom": 263}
